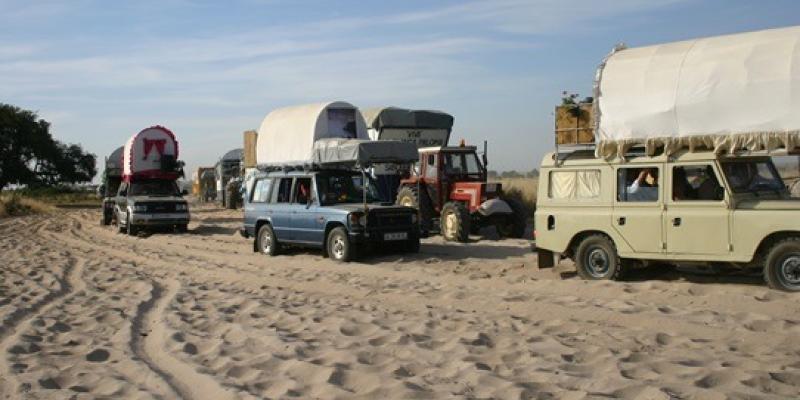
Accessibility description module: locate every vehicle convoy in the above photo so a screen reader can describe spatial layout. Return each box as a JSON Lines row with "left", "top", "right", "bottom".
{"left": 215, "top": 148, "right": 244, "bottom": 209}
{"left": 114, "top": 126, "right": 190, "bottom": 235}
{"left": 363, "top": 107, "right": 526, "bottom": 242}
{"left": 99, "top": 146, "right": 123, "bottom": 225}
{"left": 242, "top": 101, "right": 421, "bottom": 262}
{"left": 535, "top": 26, "right": 800, "bottom": 291}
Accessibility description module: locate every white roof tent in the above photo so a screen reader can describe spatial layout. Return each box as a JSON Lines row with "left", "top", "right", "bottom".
{"left": 594, "top": 25, "right": 800, "bottom": 158}
{"left": 256, "top": 101, "right": 417, "bottom": 170}
{"left": 362, "top": 107, "right": 454, "bottom": 148}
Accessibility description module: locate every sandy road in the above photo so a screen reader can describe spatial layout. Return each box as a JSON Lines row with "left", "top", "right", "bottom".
{"left": 1, "top": 206, "right": 799, "bottom": 399}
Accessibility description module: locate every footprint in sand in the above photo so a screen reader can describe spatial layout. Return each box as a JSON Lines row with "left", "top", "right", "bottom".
{"left": 86, "top": 348, "right": 110, "bottom": 362}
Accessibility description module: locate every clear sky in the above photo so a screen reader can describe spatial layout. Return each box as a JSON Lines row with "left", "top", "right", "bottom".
{"left": 2, "top": 0, "right": 799, "bottom": 178}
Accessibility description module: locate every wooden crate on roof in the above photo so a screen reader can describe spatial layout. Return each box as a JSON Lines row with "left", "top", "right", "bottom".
{"left": 243, "top": 130, "right": 258, "bottom": 169}
{"left": 555, "top": 103, "right": 594, "bottom": 145}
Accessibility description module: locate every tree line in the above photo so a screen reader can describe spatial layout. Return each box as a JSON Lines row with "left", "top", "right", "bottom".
{"left": 0, "top": 103, "right": 96, "bottom": 190}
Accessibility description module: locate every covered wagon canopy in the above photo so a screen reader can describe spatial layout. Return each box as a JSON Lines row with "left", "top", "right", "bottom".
{"left": 123, "top": 125, "right": 180, "bottom": 180}
{"left": 105, "top": 146, "right": 124, "bottom": 176}
{"left": 256, "top": 101, "right": 368, "bottom": 167}
{"left": 595, "top": 25, "right": 800, "bottom": 158}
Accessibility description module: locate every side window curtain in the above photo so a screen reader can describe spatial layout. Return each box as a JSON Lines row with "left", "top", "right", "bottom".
{"left": 618, "top": 167, "right": 660, "bottom": 202}
{"left": 549, "top": 170, "right": 601, "bottom": 199}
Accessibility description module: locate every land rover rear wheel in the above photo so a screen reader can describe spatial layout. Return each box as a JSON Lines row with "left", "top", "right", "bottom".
{"left": 327, "top": 227, "right": 354, "bottom": 262}
{"left": 764, "top": 237, "right": 800, "bottom": 292}
{"left": 257, "top": 224, "right": 280, "bottom": 256}
{"left": 575, "top": 234, "right": 623, "bottom": 281}
{"left": 440, "top": 202, "right": 470, "bottom": 243}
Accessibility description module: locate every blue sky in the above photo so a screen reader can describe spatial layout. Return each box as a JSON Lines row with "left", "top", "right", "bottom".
{"left": 2, "top": 0, "right": 799, "bottom": 178}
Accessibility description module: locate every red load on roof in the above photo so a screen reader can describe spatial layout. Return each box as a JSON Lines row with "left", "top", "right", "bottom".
{"left": 123, "top": 125, "right": 180, "bottom": 181}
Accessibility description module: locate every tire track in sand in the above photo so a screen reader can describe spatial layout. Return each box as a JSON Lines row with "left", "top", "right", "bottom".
{"left": 0, "top": 257, "right": 86, "bottom": 398}
{"left": 130, "top": 277, "right": 238, "bottom": 400}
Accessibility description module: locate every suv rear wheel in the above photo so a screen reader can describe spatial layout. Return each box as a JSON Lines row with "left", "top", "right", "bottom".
{"left": 257, "top": 224, "right": 280, "bottom": 256}
{"left": 764, "top": 237, "right": 800, "bottom": 292}
{"left": 440, "top": 202, "right": 470, "bottom": 242}
{"left": 575, "top": 234, "right": 623, "bottom": 280}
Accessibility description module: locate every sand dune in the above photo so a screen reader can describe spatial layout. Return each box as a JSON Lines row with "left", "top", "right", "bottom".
{"left": 1, "top": 205, "right": 799, "bottom": 399}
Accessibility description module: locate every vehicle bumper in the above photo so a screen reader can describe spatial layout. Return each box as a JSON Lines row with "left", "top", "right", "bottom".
{"left": 130, "top": 212, "right": 190, "bottom": 226}
{"left": 349, "top": 226, "right": 419, "bottom": 244}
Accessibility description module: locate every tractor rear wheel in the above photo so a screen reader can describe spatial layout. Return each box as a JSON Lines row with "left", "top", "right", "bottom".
{"left": 496, "top": 197, "right": 527, "bottom": 239}
{"left": 396, "top": 185, "right": 433, "bottom": 235}
{"left": 440, "top": 202, "right": 470, "bottom": 243}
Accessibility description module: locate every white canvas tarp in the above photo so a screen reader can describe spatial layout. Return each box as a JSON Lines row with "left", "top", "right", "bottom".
{"left": 256, "top": 101, "right": 369, "bottom": 167}
{"left": 311, "top": 138, "right": 419, "bottom": 166}
{"left": 123, "top": 126, "right": 179, "bottom": 179}
{"left": 596, "top": 25, "right": 800, "bottom": 158}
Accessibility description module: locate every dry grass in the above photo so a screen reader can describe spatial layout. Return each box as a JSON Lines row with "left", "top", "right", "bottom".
{"left": 0, "top": 194, "right": 55, "bottom": 218}
{"left": 498, "top": 177, "right": 539, "bottom": 217}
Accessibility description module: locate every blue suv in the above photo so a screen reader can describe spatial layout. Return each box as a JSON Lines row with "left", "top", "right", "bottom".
{"left": 242, "top": 169, "right": 420, "bottom": 262}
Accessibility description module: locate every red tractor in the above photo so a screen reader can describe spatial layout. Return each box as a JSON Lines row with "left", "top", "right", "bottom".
{"left": 395, "top": 143, "right": 527, "bottom": 242}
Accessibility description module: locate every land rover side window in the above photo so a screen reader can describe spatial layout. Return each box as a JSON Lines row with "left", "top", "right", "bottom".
{"left": 548, "top": 170, "right": 600, "bottom": 199}
{"left": 292, "top": 178, "right": 312, "bottom": 204}
{"left": 250, "top": 178, "right": 272, "bottom": 203}
{"left": 272, "top": 178, "right": 293, "bottom": 203}
{"left": 672, "top": 166, "right": 723, "bottom": 201}
{"left": 722, "top": 160, "right": 785, "bottom": 193}
{"left": 618, "top": 167, "right": 659, "bottom": 202}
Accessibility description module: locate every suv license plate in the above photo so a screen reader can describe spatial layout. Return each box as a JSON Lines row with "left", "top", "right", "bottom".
{"left": 384, "top": 232, "right": 408, "bottom": 241}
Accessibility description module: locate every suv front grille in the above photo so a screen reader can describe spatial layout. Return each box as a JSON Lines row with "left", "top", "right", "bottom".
{"left": 369, "top": 212, "right": 413, "bottom": 227}
{"left": 145, "top": 202, "right": 177, "bottom": 213}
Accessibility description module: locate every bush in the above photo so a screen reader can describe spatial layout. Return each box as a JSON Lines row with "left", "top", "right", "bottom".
{"left": 0, "top": 194, "right": 54, "bottom": 218}
{"left": 500, "top": 177, "right": 538, "bottom": 218}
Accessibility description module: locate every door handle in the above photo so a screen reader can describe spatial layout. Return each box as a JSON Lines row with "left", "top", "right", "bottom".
{"left": 617, "top": 217, "right": 626, "bottom": 226}
{"left": 672, "top": 217, "right": 681, "bottom": 227}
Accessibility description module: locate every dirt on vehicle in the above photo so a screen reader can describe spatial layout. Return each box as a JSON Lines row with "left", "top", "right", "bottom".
{"left": 1, "top": 205, "right": 800, "bottom": 399}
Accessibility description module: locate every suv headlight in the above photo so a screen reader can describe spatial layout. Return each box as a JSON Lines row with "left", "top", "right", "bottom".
{"left": 349, "top": 212, "right": 366, "bottom": 226}
{"left": 132, "top": 204, "right": 147, "bottom": 213}
{"left": 176, "top": 203, "right": 188, "bottom": 211}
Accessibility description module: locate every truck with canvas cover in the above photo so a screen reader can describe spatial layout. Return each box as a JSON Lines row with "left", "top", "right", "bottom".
{"left": 535, "top": 26, "right": 800, "bottom": 291}
{"left": 215, "top": 148, "right": 243, "bottom": 209}
{"left": 242, "top": 101, "right": 421, "bottom": 262}
{"left": 114, "top": 125, "right": 190, "bottom": 235}
{"left": 99, "top": 146, "right": 123, "bottom": 225}
{"left": 364, "top": 107, "right": 526, "bottom": 242}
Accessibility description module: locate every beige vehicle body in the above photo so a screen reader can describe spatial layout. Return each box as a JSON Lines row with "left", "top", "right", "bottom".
{"left": 535, "top": 150, "right": 800, "bottom": 286}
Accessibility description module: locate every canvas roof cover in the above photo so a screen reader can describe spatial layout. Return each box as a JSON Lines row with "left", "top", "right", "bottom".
{"left": 362, "top": 107, "right": 454, "bottom": 131}
{"left": 105, "top": 146, "right": 124, "bottom": 176}
{"left": 123, "top": 126, "right": 179, "bottom": 179}
{"left": 256, "top": 101, "right": 368, "bottom": 167}
{"left": 595, "top": 25, "right": 800, "bottom": 158}
{"left": 311, "top": 138, "right": 418, "bottom": 167}
{"left": 220, "top": 148, "right": 243, "bottom": 162}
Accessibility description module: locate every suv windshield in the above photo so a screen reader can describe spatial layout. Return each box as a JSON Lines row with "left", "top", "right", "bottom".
{"left": 317, "top": 172, "right": 380, "bottom": 205}
{"left": 443, "top": 152, "right": 483, "bottom": 178}
{"left": 721, "top": 160, "right": 785, "bottom": 194}
{"left": 130, "top": 181, "right": 180, "bottom": 197}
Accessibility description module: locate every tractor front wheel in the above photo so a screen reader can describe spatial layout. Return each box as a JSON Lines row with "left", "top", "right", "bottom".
{"left": 440, "top": 202, "right": 470, "bottom": 243}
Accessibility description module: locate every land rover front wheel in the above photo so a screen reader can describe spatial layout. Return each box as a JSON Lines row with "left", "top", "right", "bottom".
{"left": 764, "top": 237, "right": 800, "bottom": 292}
{"left": 575, "top": 234, "right": 622, "bottom": 280}
{"left": 257, "top": 224, "right": 280, "bottom": 256}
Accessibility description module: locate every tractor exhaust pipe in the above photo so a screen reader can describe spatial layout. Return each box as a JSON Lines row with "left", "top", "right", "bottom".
{"left": 482, "top": 140, "right": 488, "bottom": 171}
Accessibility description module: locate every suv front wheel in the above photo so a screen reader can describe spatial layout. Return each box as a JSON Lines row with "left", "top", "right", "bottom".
{"left": 575, "top": 234, "right": 623, "bottom": 281}
{"left": 764, "top": 237, "right": 800, "bottom": 292}
{"left": 327, "top": 227, "right": 355, "bottom": 262}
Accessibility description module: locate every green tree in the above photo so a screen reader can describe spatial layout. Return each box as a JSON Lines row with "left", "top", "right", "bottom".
{"left": 0, "top": 103, "right": 96, "bottom": 189}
